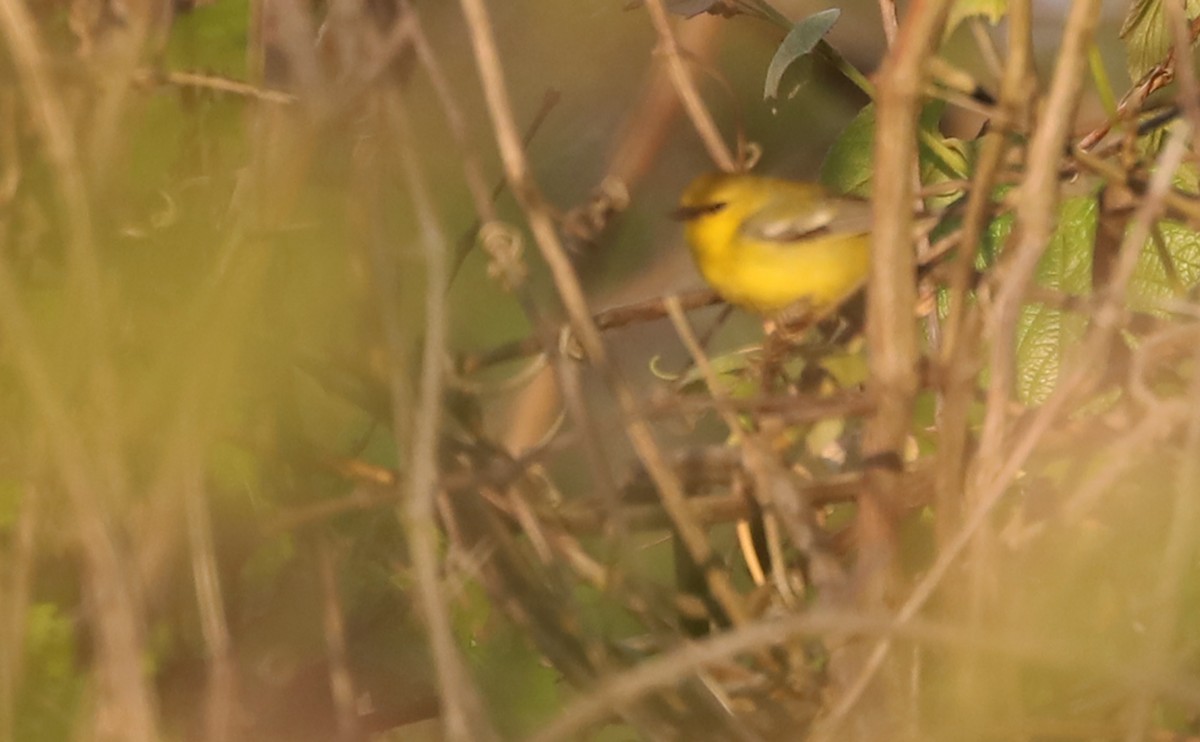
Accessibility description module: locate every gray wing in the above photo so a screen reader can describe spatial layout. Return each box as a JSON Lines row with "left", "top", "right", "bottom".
{"left": 740, "top": 193, "right": 872, "bottom": 243}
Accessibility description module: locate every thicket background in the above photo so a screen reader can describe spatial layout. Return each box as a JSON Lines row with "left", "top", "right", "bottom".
{"left": 3, "top": 0, "right": 1200, "bottom": 741}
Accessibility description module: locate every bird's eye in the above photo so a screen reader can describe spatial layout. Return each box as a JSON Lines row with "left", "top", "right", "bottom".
{"left": 670, "top": 202, "right": 727, "bottom": 221}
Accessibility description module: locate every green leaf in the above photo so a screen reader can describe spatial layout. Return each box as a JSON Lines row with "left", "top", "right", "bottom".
{"left": 763, "top": 9, "right": 841, "bottom": 100}
{"left": 1001, "top": 167, "right": 1200, "bottom": 405}
{"left": 1131, "top": 220, "right": 1200, "bottom": 309}
{"left": 16, "top": 603, "right": 83, "bottom": 742}
{"left": 945, "top": 0, "right": 1007, "bottom": 36}
{"left": 669, "top": 348, "right": 758, "bottom": 395}
{"left": 819, "top": 101, "right": 964, "bottom": 197}
{"left": 1122, "top": 0, "right": 1164, "bottom": 80}
{"left": 1129, "top": 163, "right": 1200, "bottom": 308}
{"left": 820, "top": 101, "right": 875, "bottom": 196}
{"left": 1120, "top": 0, "right": 1200, "bottom": 80}
{"left": 1010, "top": 196, "right": 1098, "bottom": 404}
{"left": 167, "top": 0, "right": 251, "bottom": 77}
{"left": 665, "top": 0, "right": 725, "bottom": 18}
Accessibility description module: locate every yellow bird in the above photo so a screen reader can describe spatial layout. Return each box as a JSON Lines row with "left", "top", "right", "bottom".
{"left": 675, "top": 172, "right": 871, "bottom": 319}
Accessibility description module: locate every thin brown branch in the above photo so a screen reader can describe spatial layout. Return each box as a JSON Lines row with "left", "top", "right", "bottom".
{"left": 438, "top": 0, "right": 622, "bottom": 527}
{"left": 641, "top": 0, "right": 737, "bottom": 172}
{"left": 386, "top": 92, "right": 499, "bottom": 741}
{"left": 257, "top": 0, "right": 327, "bottom": 108}
{"left": 0, "top": 262, "right": 158, "bottom": 742}
{"left": 269, "top": 447, "right": 935, "bottom": 537}
{"left": 1120, "top": 323, "right": 1200, "bottom": 742}
{"left": 528, "top": 609, "right": 1200, "bottom": 742}
{"left": 1165, "top": 0, "right": 1200, "bottom": 135}
{"left": 0, "top": 0, "right": 127, "bottom": 498}
{"left": 134, "top": 68, "right": 297, "bottom": 103}
{"left": 1071, "top": 147, "right": 1200, "bottom": 226}
{"left": 878, "top": 0, "right": 899, "bottom": 46}
{"left": 934, "top": 0, "right": 1034, "bottom": 717}
{"left": 458, "top": 288, "right": 721, "bottom": 374}
{"left": 831, "top": 0, "right": 952, "bottom": 733}
{"left": 825, "top": 1, "right": 1131, "bottom": 730}
{"left": 934, "top": 0, "right": 1033, "bottom": 543}
{"left": 1077, "top": 17, "right": 1200, "bottom": 151}
{"left": 975, "top": 0, "right": 1102, "bottom": 521}
{"left": 664, "top": 296, "right": 746, "bottom": 438}
{"left": 1090, "top": 128, "right": 1196, "bottom": 742}
{"left": 316, "top": 537, "right": 360, "bottom": 742}
{"left": 401, "top": 0, "right": 495, "bottom": 223}
{"left": 860, "top": 0, "right": 950, "bottom": 577}
{"left": 665, "top": 296, "right": 850, "bottom": 600}
{"left": 459, "top": 0, "right": 752, "bottom": 628}
{"left": 182, "top": 442, "right": 235, "bottom": 742}
{"left": 606, "top": 18, "right": 722, "bottom": 187}
{"left": 804, "top": 0, "right": 933, "bottom": 736}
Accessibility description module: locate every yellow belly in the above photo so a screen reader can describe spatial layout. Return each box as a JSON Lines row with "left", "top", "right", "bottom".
{"left": 698, "top": 233, "right": 870, "bottom": 315}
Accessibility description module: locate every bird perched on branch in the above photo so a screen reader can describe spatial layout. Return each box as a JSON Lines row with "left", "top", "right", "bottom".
{"left": 674, "top": 172, "right": 872, "bottom": 323}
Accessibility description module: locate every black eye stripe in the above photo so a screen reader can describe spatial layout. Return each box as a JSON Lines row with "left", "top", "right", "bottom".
{"left": 670, "top": 202, "right": 728, "bottom": 221}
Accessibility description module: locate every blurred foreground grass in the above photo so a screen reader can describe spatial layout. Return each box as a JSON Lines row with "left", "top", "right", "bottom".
{"left": 7, "top": 1, "right": 1200, "bottom": 741}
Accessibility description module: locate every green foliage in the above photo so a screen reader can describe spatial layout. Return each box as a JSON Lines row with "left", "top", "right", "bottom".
{"left": 944, "top": 0, "right": 1006, "bottom": 38}
{"left": 472, "top": 611, "right": 564, "bottom": 737}
{"left": 1120, "top": 0, "right": 1200, "bottom": 80}
{"left": 995, "top": 196, "right": 1099, "bottom": 404}
{"left": 820, "top": 102, "right": 877, "bottom": 197}
{"left": 1131, "top": 219, "right": 1200, "bottom": 307}
{"left": 762, "top": 9, "right": 841, "bottom": 101}
{"left": 981, "top": 168, "right": 1200, "bottom": 404}
{"left": 167, "top": 0, "right": 252, "bottom": 77}
{"left": 14, "top": 604, "right": 83, "bottom": 742}
{"left": 13, "top": 0, "right": 1200, "bottom": 739}
{"left": 820, "top": 101, "right": 968, "bottom": 197}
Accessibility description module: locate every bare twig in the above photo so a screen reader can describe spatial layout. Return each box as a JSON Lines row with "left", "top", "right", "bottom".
{"left": 1165, "top": 0, "right": 1200, "bottom": 135}
{"left": 1086, "top": 128, "right": 1196, "bottom": 742}
{"left": 934, "top": 0, "right": 1033, "bottom": 544}
{"left": 0, "top": 7, "right": 156, "bottom": 732}
{"left": 401, "top": 0, "right": 495, "bottom": 223}
{"left": 607, "top": 17, "right": 722, "bottom": 188}
{"left": 459, "top": 288, "right": 721, "bottom": 374}
{"left": 822, "top": 2, "right": 1126, "bottom": 732}
{"left": 0, "top": 260, "right": 158, "bottom": 742}
{"left": 134, "top": 68, "right": 297, "bottom": 103}
{"left": 459, "top": 0, "right": 751, "bottom": 628}
{"left": 878, "top": 0, "right": 899, "bottom": 46}
{"left": 641, "top": 0, "right": 737, "bottom": 172}
{"left": 0, "top": 0, "right": 126, "bottom": 489}
{"left": 1121, "top": 326, "right": 1200, "bottom": 742}
{"left": 385, "top": 93, "right": 499, "bottom": 742}
{"left": 316, "top": 537, "right": 360, "bottom": 742}
{"left": 528, "top": 609, "right": 1200, "bottom": 742}
{"left": 182, "top": 440, "right": 235, "bottom": 742}
{"left": 975, "top": 0, "right": 1101, "bottom": 527}
{"left": 829, "top": 0, "right": 952, "bottom": 734}
{"left": 1071, "top": 147, "right": 1200, "bottom": 226}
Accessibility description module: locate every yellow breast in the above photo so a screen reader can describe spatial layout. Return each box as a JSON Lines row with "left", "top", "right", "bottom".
{"left": 678, "top": 173, "right": 871, "bottom": 316}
